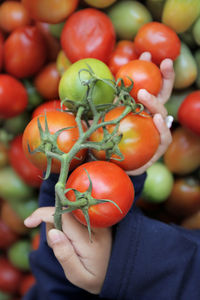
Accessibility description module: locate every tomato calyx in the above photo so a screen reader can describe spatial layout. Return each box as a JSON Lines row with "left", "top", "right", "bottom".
{"left": 58, "top": 169, "right": 122, "bottom": 240}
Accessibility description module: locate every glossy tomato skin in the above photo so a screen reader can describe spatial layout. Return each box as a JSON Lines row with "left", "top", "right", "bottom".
{"left": 22, "top": 110, "right": 87, "bottom": 173}
{"left": 178, "top": 90, "right": 200, "bottom": 136}
{"left": 66, "top": 161, "right": 134, "bottom": 228}
{"left": 0, "top": 1, "right": 31, "bottom": 33}
{"left": 0, "top": 257, "right": 23, "bottom": 294}
{"left": 61, "top": 8, "right": 116, "bottom": 63}
{"left": 134, "top": 22, "right": 181, "bottom": 65}
{"left": 4, "top": 25, "right": 47, "bottom": 78}
{"left": 0, "top": 219, "right": 19, "bottom": 250}
{"left": 9, "top": 135, "right": 43, "bottom": 187}
{"left": 165, "top": 177, "right": 200, "bottom": 218}
{"left": 164, "top": 126, "right": 200, "bottom": 175}
{"left": 116, "top": 59, "right": 162, "bottom": 101}
{"left": 33, "top": 62, "right": 60, "bottom": 100}
{"left": 89, "top": 107, "right": 160, "bottom": 170}
{"left": 108, "top": 40, "right": 138, "bottom": 76}
{"left": 0, "top": 74, "right": 28, "bottom": 119}
{"left": 22, "top": 0, "right": 79, "bottom": 24}
{"left": 32, "top": 99, "right": 62, "bottom": 119}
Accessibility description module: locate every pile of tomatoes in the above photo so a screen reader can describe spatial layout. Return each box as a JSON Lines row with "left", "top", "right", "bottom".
{"left": 0, "top": 0, "right": 200, "bottom": 299}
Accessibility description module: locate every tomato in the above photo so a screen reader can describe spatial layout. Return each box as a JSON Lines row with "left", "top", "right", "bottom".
{"left": 0, "top": 291, "right": 12, "bottom": 300}
{"left": 89, "top": 106, "right": 160, "bottom": 171}
{"left": 84, "top": 0, "right": 116, "bottom": 8}
{"left": 19, "top": 273, "right": 35, "bottom": 296}
{"left": 8, "top": 240, "right": 31, "bottom": 271}
{"left": 116, "top": 59, "right": 162, "bottom": 102}
{"left": 23, "top": 79, "right": 43, "bottom": 111}
{"left": 108, "top": 40, "right": 138, "bottom": 76}
{"left": 1, "top": 202, "right": 29, "bottom": 235}
{"left": 0, "top": 30, "right": 3, "bottom": 72}
{"left": 0, "top": 74, "right": 28, "bottom": 119}
{"left": 11, "top": 198, "right": 38, "bottom": 221}
{"left": 181, "top": 211, "right": 200, "bottom": 230}
{"left": 178, "top": 90, "right": 200, "bottom": 136}
{"left": 33, "top": 62, "right": 60, "bottom": 100}
{"left": 134, "top": 21, "right": 181, "bottom": 66}
{"left": 0, "top": 219, "right": 19, "bottom": 250}
{"left": 9, "top": 135, "right": 43, "bottom": 187}
{"left": 22, "top": 110, "right": 87, "bottom": 173}
{"left": 165, "top": 177, "right": 200, "bottom": 218}
{"left": 0, "top": 143, "right": 8, "bottom": 169}
{"left": 4, "top": 25, "right": 47, "bottom": 78}
{"left": 108, "top": 1, "right": 152, "bottom": 40}
{"left": 0, "top": 1, "right": 31, "bottom": 33}
{"left": 32, "top": 99, "right": 62, "bottom": 119}
{"left": 66, "top": 161, "right": 134, "bottom": 227}
{"left": 31, "top": 232, "right": 40, "bottom": 250}
{"left": 56, "top": 50, "right": 71, "bottom": 76}
{"left": 61, "top": 8, "right": 116, "bottom": 63}
{"left": 0, "top": 257, "right": 23, "bottom": 294}
{"left": 3, "top": 112, "right": 30, "bottom": 135}
{"left": 59, "top": 58, "right": 115, "bottom": 109}
{"left": 22, "top": 0, "right": 79, "bottom": 24}
{"left": 163, "top": 126, "right": 200, "bottom": 175}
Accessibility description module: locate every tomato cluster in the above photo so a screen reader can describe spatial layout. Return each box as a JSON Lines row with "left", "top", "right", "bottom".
{"left": 0, "top": 0, "right": 200, "bottom": 298}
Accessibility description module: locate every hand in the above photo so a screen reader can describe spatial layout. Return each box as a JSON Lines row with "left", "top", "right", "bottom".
{"left": 24, "top": 207, "right": 112, "bottom": 294}
{"left": 126, "top": 52, "right": 175, "bottom": 176}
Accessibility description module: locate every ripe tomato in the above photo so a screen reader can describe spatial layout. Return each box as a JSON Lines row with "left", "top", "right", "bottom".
{"left": 56, "top": 50, "right": 71, "bottom": 75}
{"left": 165, "top": 177, "right": 200, "bottom": 218}
{"left": 31, "top": 232, "right": 40, "bottom": 250}
{"left": 33, "top": 62, "right": 60, "bottom": 100}
{"left": 0, "top": 30, "right": 3, "bottom": 72}
{"left": 0, "top": 1, "right": 31, "bottom": 33}
{"left": 66, "top": 161, "right": 134, "bottom": 227}
{"left": 178, "top": 90, "right": 200, "bottom": 136}
{"left": 0, "top": 257, "right": 23, "bottom": 294}
{"left": 22, "top": 0, "right": 79, "bottom": 24}
{"left": 9, "top": 135, "right": 43, "bottom": 187}
{"left": 89, "top": 106, "right": 160, "bottom": 171}
{"left": 0, "top": 219, "right": 19, "bottom": 250}
{"left": 4, "top": 25, "right": 47, "bottom": 78}
{"left": 61, "top": 8, "right": 116, "bottom": 63}
{"left": 163, "top": 126, "right": 200, "bottom": 175}
{"left": 134, "top": 22, "right": 181, "bottom": 65}
{"left": 22, "top": 111, "right": 87, "bottom": 173}
{"left": 0, "top": 74, "right": 28, "bottom": 119}
{"left": 115, "top": 59, "right": 162, "bottom": 101}
{"left": 108, "top": 40, "right": 138, "bottom": 76}
{"left": 19, "top": 273, "right": 35, "bottom": 296}
{"left": 32, "top": 99, "right": 62, "bottom": 119}
{"left": 59, "top": 58, "right": 115, "bottom": 109}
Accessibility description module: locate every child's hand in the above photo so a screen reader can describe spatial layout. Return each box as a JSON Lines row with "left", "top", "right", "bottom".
{"left": 24, "top": 207, "right": 112, "bottom": 294}
{"left": 126, "top": 53, "right": 175, "bottom": 176}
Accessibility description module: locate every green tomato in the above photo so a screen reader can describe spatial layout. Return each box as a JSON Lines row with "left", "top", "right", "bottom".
{"left": 142, "top": 162, "right": 174, "bottom": 203}
{"left": 11, "top": 198, "right": 38, "bottom": 221}
{"left": 193, "top": 17, "right": 200, "bottom": 46}
{"left": 174, "top": 42, "right": 197, "bottom": 89}
{"left": 194, "top": 49, "right": 200, "bottom": 88}
{"left": 3, "top": 111, "right": 30, "bottom": 135}
{"left": 108, "top": 1, "right": 152, "bottom": 40}
{"left": 49, "top": 22, "right": 65, "bottom": 39}
{"left": 59, "top": 58, "right": 115, "bottom": 109}
{"left": 23, "top": 79, "right": 43, "bottom": 111}
{"left": 8, "top": 240, "right": 31, "bottom": 271}
{"left": 0, "top": 291, "right": 11, "bottom": 300}
{"left": 0, "top": 167, "right": 33, "bottom": 201}
{"left": 145, "top": 0, "right": 165, "bottom": 21}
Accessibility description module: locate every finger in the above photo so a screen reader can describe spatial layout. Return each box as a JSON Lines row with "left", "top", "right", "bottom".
{"left": 47, "top": 229, "right": 93, "bottom": 290}
{"left": 137, "top": 89, "right": 168, "bottom": 118}
{"left": 158, "top": 59, "right": 175, "bottom": 104}
{"left": 24, "top": 207, "right": 55, "bottom": 228}
{"left": 139, "top": 51, "right": 152, "bottom": 61}
{"left": 46, "top": 222, "right": 55, "bottom": 247}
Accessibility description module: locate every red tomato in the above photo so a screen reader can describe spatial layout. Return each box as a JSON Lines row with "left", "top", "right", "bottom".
{"left": 0, "top": 30, "right": 4, "bottom": 72}
{"left": 22, "top": 110, "right": 87, "bottom": 173}
{"left": 0, "top": 257, "right": 23, "bottom": 294}
{"left": 178, "top": 90, "right": 200, "bottom": 136}
{"left": 0, "top": 74, "right": 28, "bottom": 119}
{"left": 19, "top": 273, "right": 35, "bottom": 296}
{"left": 31, "top": 232, "right": 40, "bottom": 250}
{"left": 32, "top": 99, "right": 62, "bottom": 119}
{"left": 116, "top": 59, "right": 162, "bottom": 101}
{"left": 89, "top": 106, "right": 160, "bottom": 170}
{"left": 165, "top": 177, "right": 200, "bottom": 218}
{"left": 134, "top": 21, "right": 181, "bottom": 65}
{"left": 108, "top": 40, "right": 138, "bottom": 76}
{"left": 164, "top": 126, "right": 200, "bottom": 175}
{"left": 0, "top": 1, "right": 31, "bottom": 33}
{"left": 9, "top": 135, "right": 43, "bottom": 187}
{"left": 66, "top": 161, "right": 134, "bottom": 227}
{"left": 4, "top": 25, "right": 47, "bottom": 78}
{"left": 61, "top": 8, "right": 116, "bottom": 63}
{"left": 33, "top": 62, "right": 61, "bottom": 100}
{"left": 0, "top": 219, "right": 19, "bottom": 250}
{"left": 22, "top": 0, "right": 79, "bottom": 24}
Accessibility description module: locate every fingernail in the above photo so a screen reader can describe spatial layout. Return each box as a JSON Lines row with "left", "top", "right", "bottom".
{"left": 48, "top": 229, "right": 65, "bottom": 244}
{"left": 165, "top": 115, "right": 174, "bottom": 128}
